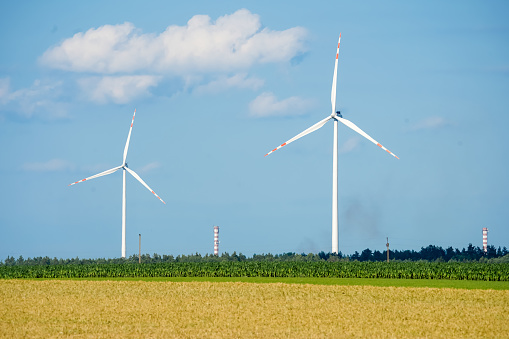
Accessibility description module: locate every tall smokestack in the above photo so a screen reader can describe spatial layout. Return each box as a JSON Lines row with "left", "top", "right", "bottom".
{"left": 213, "top": 226, "right": 220, "bottom": 256}
{"left": 482, "top": 227, "right": 488, "bottom": 253}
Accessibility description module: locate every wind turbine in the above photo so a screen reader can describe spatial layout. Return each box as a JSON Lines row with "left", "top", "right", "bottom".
{"left": 264, "top": 34, "right": 399, "bottom": 254}
{"left": 68, "top": 109, "right": 165, "bottom": 258}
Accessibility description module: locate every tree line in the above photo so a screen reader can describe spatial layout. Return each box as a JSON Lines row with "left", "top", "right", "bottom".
{"left": 1, "top": 244, "right": 508, "bottom": 266}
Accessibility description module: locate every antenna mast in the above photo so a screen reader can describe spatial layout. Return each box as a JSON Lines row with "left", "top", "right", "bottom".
{"left": 386, "top": 237, "right": 390, "bottom": 262}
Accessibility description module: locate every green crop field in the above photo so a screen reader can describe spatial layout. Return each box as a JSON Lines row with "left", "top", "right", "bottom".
{"left": 1, "top": 279, "right": 508, "bottom": 338}
{"left": 2, "top": 261, "right": 508, "bottom": 280}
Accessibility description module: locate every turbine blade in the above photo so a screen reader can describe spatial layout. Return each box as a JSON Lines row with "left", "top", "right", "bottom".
{"left": 125, "top": 167, "right": 166, "bottom": 204}
{"left": 68, "top": 165, "right": 123, "bottom": 186}
{"left": 337, "top": 117, "right": 399, "bottom": 159}
{"left": 331, "top": 33, "right": 341, "bottom": 115}
{"left": 123, "top": 109, "right": 136, "bottom": 165}
{"left": 265, "top": 116, "right": 332, "bottom": 157}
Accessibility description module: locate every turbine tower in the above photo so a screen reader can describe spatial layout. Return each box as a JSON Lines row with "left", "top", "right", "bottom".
{"left": 265, "top": 34, "right": 399, "bottom": 254}
{"left": 69, "top": 109, "right": 165, "bottom": 258}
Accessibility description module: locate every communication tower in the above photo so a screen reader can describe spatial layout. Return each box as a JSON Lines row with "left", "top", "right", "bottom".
{"left": 214, "top": 226, "right": 220, "bottom": 256}
{"left": 482, "top": 227, "right": 488, "bottom": 253}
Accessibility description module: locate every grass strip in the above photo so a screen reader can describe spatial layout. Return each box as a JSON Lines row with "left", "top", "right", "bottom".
{"left": 32, "top": 276, "right": 509, "bottom": 290}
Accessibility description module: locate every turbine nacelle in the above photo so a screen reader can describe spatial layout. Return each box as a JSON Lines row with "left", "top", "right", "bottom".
{"left": 331, "top": 110, "right": 342, "bottom": 120}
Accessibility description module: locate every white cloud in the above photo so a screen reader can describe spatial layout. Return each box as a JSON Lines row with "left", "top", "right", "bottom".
{"left": 339, "top": 136, "right": 361, "bottom": 154}
{"left": 22, "top": 159, "right": 75, "bottom": 172}
{"left": 77, "top": 75, "right": 161, "bottom": 104}
{"left": 136, "top": 162, "right": 162, "bottom": 175}
{"left": 194, "top": 73, "right": 264, "bottom": 94}
{"left": 32, "top": 10, "right": 308, "bottom": 107}
{"left": 248, "top": 92, "right": 313, "bottom": 117}
{"left": 0, "top": 78, "right": 9, "bottom": 103}
{"left": 0, "top": 77, "right": 68, "bottom": 120}
{"left": 409, "top": 116, "right": 449, "bottom": 131}
{"left": 40, "top": 9, "right": 307, "bottom": 75}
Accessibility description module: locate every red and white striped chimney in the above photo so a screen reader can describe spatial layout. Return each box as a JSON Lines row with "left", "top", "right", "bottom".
{"left": 482, "top": 227, "right": 488, "bottom": 253}
{"left": 213, "top": 226, "right": 220, "bottom": 256}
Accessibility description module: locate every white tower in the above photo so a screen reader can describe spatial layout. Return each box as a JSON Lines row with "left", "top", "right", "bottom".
{"left": 213, "top": 226, "right": 220, "bottom": 256}
{"left": 482, "top": 227, "right": 488, "bottom": 253}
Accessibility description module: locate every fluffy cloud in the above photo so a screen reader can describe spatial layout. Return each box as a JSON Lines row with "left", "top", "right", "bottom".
{"left": 248, "top": 92, "right": 313, "bottom": 117}
{"left": 138, "top": 162, "right": 162, "bottom": 174}
{"left": 40, "top": 9, "right": 307, "bottom": 75}
{"left": 22, "top": 159, "right": 75, "bottom": 172}
{"left": 0, "top": 78, "right": 9, "bottom": 102}
{"left": 0, "top": 78, "right": 68, "bottom": 120}
{"left": 35, "top": 9, "right": 308, "bottom": 106}
{"left": 77, "top": 75, "right": 161, "bottom": 104}
{"left": 339, "top": 136, "right": 361, "bottom": 154}
{"left": 194, "top": 73, "right": 264, "bottom": 94}
{"left": 409, "top": 116, "right": 449, "bottom": 131}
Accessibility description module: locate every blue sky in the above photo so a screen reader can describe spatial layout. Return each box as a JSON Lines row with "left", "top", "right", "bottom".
{"left": 1, "top": 1, "right": 508, "bottom": 259}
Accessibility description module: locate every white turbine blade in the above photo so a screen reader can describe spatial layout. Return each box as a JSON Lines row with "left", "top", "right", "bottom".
{"left": 68, "top": 165, "right": 123, "bottom": 186}
{"left": 265, "top": 116, "right": 332, "bottom": 157}
{"left": 125, "top": 167, "right": 166, "bottom": 204}
{"left": 337, "top": 117, "right": 399, "bottom": 159}
{"left": 331, "top": 33, "right": 341, "bottom": 115}
{"left": 122, "top": 109, "right": 136, "bottom": 164}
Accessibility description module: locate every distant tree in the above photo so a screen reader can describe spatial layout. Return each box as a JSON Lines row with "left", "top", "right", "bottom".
{"left": 305, "top": 253, "right": 318, "bottom": 261}
{"left": 359, "top": 248, "right": 373, "bottom": 262}
{"left": 394, "top": 249, "right": 419, "bottom": 261}
{"left": 3, "top": 256, "right": 15, "bottom": 266}
{"left": 3, "top": 242, "right": 509, "bottom": 266}
{"left": 318, "top": 251, "right": 329, "bottom": 261}
{"left": 486, "top": 245, "right": 497, "bottom": 259}
{"left": 372, "top": 250, "right": 384, "bottom": 262}
{"left": 16, "top": 255, "right": 25, "bottom": 265}
{"left": 445, "top": 247, "right": 455, "bottom": 261}
{"left": 229, "top": 251, "right": 241, "bottom": 262}
{"left": 491, "top": 254, "right": 509, "bottom": 263}
{"left": 420, "top": 245, "right": 445, "bottom": 261}
{"left": 350, "top": 251, "right": 360, "bottom": 261}
{"left": 152, "top": 253, "right": 162, "bottom": 263}
{"left": 139, "top": 253, "right": 150, "bottom": 263}
{"left": 252, "top": 254, "right": 267, "bottom": 261}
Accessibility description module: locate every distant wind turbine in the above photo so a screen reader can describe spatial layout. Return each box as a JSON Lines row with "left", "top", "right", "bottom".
{"left": 264, "top": 34, "right": 399, "bottom": 254}
{"left": 68, "top": 109, "right": 165, "bottom": 258}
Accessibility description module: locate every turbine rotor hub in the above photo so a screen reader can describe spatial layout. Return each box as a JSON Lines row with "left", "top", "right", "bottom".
{"left": 331, "top": 110, "right": 342, "bottom": 120}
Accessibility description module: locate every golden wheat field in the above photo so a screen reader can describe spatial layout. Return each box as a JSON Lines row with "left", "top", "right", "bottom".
{"left": 0, "top": 280, "right": 508, "bottom": 338}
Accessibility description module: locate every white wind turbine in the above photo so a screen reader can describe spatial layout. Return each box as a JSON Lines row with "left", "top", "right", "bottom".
{"left": 68, "top": 109, "right": 165, "bottom": 258}
{"left": 264, "top": 34, "right": 399, "bottom": 254}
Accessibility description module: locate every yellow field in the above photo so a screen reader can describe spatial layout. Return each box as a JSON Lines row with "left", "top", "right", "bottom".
{"left": 1, "top": 280, "right": 508, "bottom": 338}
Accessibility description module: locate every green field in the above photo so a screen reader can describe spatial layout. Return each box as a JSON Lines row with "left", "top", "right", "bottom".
{"left": 2, "top": 261, "right": 508, "bottom": 280}
{"left": 66, "top": 276, "right": 509, "bottom": 290}
{"left": 1, "top": 279, "right": 508, "bottom": 338}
